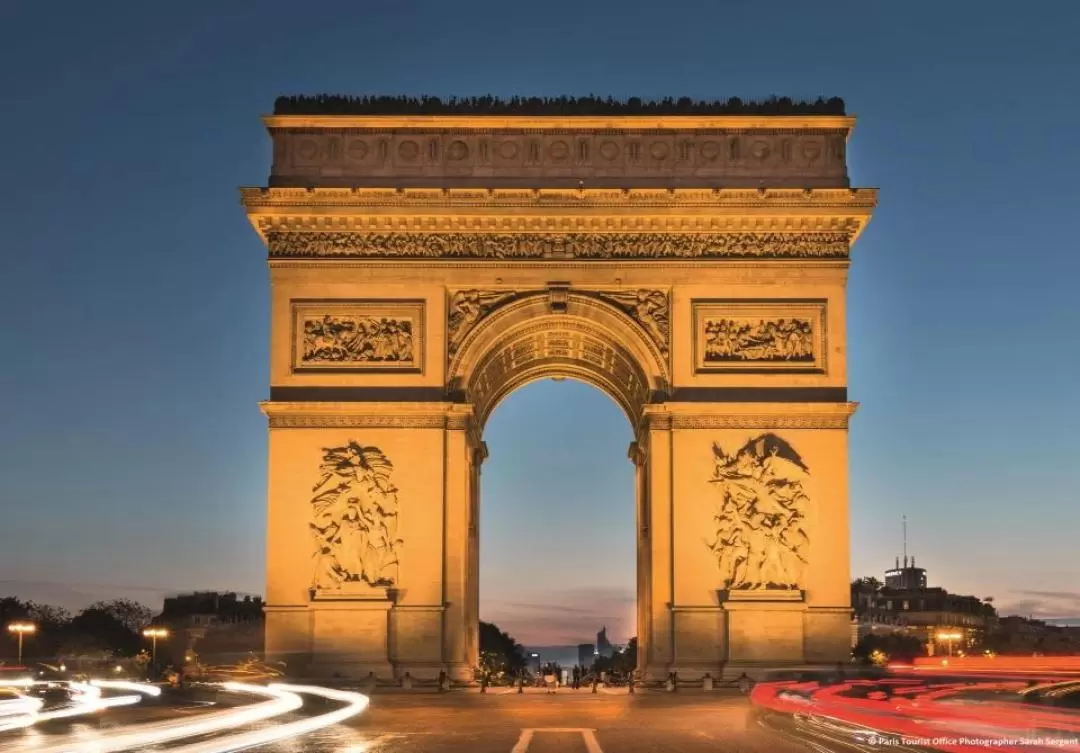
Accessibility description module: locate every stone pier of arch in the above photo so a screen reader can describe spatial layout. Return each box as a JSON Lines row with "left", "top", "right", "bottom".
{"left": 243, "top": 104, "right": 877, "bottom": 681}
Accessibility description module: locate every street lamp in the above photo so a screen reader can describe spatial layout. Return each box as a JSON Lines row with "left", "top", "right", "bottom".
{"left": 142, "top": 627, "right": 169, "bottom": 664}
{"left": 7, "top": 622, "right": 36, "bottom": 664}
{"left": 937, "top": 631, "right": 963, "bottom": 658}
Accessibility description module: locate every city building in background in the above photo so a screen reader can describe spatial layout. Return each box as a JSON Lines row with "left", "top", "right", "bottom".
{"left": 596, "top": 626, "right": 614, "bottom": 659}
{"left": 154, "top": 592, "right": 264, "bottom": 667}
{"left": 852, "top": 557, "right": 996, "bottom": 654}
{"left": 577, "top": 643, "right": 596, "bottom": 667}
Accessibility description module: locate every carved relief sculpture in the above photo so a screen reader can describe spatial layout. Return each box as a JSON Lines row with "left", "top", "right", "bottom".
{"left": 693, "top": 300, "right": 826, "bottom": 373}
{"left": 292, "top": 300, "right": 424, "bottom": 372}
{"left": 703, "top": 318, "right": 813, "bottom": 363}
{"left": 303, "top": 315, "right": 414, "bottom": 364}
{"left": 706, "top": 434, "right": 810, "bottom": 591}
{"left": 310, "top": 441, "right": 403, "bottom": 591}
{"left": 447, "top": 290, "right": 518, "bottom": 357}
{"left": 265, "top": 231, "right": 851, "bottom": 260}
{"left": 597, "top": 289, "right": 670, "bottom": 356}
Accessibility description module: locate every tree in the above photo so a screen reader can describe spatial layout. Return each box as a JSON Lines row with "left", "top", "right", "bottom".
{"left": 61, "top": 607, "right": 141, "bottom": 657}
{"left": 614, "top": 637, "right": 638, "bottom": 675}
{"left": 477, "top": 621, "right": 526, "bottom": 679}
{"left": 86, "top": 599, "right": 152, "bottom": 633}
{"left": 852, "top": 633, "right": 925, "bottom": 664}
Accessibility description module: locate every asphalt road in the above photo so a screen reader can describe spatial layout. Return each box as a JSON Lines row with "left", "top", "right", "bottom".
{"left": 252, "top": 691, "right": 822, "bottom": 753}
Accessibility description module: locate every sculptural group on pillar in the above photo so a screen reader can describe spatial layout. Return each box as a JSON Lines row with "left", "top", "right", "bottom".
{"left": 707, "top": 433, "right": 810, "bottom": 591}
{"left": 309, "top": 441, "right": 402, "bottom": 590}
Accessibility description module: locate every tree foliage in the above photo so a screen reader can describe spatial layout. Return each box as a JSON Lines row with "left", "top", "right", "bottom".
{"left": 852, "top": 633, "right": 926, "bottom": 664}
{"left": 592, "top": 637, "right": 638, "bottom": 675}
{"left": 86, "top": 599, "right": 152, "bottom": 633}
{"left": 0, "top": 596, "right": 149, "bottom": 661}
{"left": 477, "top": 621, "right": 526, "bottom": 678}
{"left": 273, "top": 94, "right": 846, "bottom": 117}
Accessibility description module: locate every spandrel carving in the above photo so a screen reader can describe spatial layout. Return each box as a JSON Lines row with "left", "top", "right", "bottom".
{"left": 447, "top": 290, "right": 518, "bottom": 357}
{"left": 310, "top": 442, "right": 402, "bottom": 591}
{"left": 596, "top": 290, "right": 670, "bottom": 355}
{"left": 707, "top": 434, "right": 810, "bottom": 591}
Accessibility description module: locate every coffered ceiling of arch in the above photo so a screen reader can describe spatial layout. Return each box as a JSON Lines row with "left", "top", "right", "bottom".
{"left": 465, "top": 317, "right": 654, "bottom": 429}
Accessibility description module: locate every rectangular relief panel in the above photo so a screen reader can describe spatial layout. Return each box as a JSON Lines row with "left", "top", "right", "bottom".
{"left": 692, "top": 299, "right": 826, "bottom": 374}
{"left": 291, "top": 299, "right": 425, "bottom": 373}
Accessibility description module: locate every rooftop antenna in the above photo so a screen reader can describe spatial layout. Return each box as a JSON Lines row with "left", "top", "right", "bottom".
{"left": 903, "top": 515, "right": 908, "bottom": 568}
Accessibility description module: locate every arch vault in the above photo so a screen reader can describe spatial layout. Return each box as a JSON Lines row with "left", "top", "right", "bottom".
{"left": 245, "top": 100, "right": 877, "bottom": 681}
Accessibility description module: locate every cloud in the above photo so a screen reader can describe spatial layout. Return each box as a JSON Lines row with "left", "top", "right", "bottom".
{"left": 482, "top": 586, "right": 636, "bottom": 644}
{"left": 1012, "top": 590, "right": 1080, "bottom": 602}
{"left": 997, "top": 589, "right": 1080, "bottom": 621}
{"left": 500, "top": 603, "right": 596, "bottom": 614}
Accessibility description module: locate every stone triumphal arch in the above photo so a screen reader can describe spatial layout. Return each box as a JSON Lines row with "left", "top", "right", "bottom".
{"left": 242, "top": 97, "right": 876, "bottom": 681}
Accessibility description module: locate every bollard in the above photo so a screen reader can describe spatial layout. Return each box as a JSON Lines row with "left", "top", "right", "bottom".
{"left": 702, "top": 673, "right": 713, "bottom": 692}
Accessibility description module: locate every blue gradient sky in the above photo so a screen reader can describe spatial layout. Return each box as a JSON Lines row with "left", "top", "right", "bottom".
{"left": 1, "top": 1, "right": 1078, "bottom": 645}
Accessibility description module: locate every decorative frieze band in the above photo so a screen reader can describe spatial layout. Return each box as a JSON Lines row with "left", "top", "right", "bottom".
{"left": 266, "top": 129, "right": 850, "bottom": 185}
{"left": 264, "top": 231, "right": 851, "bottom": 260}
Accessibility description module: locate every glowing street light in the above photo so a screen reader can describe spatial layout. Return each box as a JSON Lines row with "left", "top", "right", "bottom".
{"left": 142, "top": 627, "right": 169, "bottom": 664}
{"left": 936, "top": 630, "right": 963, "bottom": 658}
{"left": 7, "top": 622, "right": 36, "bottom": 664}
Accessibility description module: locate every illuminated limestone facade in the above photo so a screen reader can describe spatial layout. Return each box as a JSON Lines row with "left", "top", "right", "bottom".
{"left": 242, "top": 102, "right": 876, "bottom": 681}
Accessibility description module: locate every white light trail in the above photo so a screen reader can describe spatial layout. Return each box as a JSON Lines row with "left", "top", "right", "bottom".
{"left": 0, "top": 681, "right": 142, "bottom": 732}
{"left": 19, "top": 682, "right": 303, "bottom": 753}
{"left": 162, "top": 684, "right": 370, "bottom": 753}
{"left": 0, "top": 696, "right": 44, "bottom": 718}
{"left": 90, "top": 680, "right": 162, "bottom": 697}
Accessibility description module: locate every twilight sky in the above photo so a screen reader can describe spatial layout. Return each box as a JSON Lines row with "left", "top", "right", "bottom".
{"left": 1, "top": 1, "right": 1078, "bottom": 645}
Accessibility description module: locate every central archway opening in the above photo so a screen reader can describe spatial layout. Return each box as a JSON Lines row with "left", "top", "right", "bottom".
{"left": 478, "top": 377, "right": 637, "bottom": 683}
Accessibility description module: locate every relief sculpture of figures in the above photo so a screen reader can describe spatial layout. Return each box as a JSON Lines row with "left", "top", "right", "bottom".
{"left": 706, "top": 434, "right": 810, "bottom": 591}
{"left": 447, "top": 290, "right": 518, "bottom": 357}
{"left": 704, "top": 318, "right": 813, "bottom": 362}
{"left": 600, "top": 289, "right": 670, "bottom": 355}
{"left": 303, "top": 315, "right": 414, "bottom": 363}
{"left": 310, "top": 441, "right": 403, "bottom": 590}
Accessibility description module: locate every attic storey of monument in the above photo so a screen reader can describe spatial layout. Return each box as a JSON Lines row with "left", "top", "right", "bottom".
{"left": 245, "top": 97, "right": 876, "bottom": 682}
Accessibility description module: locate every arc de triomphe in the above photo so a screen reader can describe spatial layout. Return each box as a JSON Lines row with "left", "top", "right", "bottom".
{"left": 241, "top": 97, "right": 876, "bottom": 681}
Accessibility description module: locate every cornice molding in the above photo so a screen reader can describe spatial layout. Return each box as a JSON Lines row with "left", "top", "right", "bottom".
{"left": 641, "top": 402, "right": 858, "bottom": 430}
{"left": 241, "top": 186, "right": 877, "bottom": 210}
{"left": 260, "top": 401, "right": 474, "bottom": 430}
{"left": 256, "top": 216, "right": 861, "bottom": 234}
{"left": 262, "top": 114, "right": 857, "bottom": 131}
